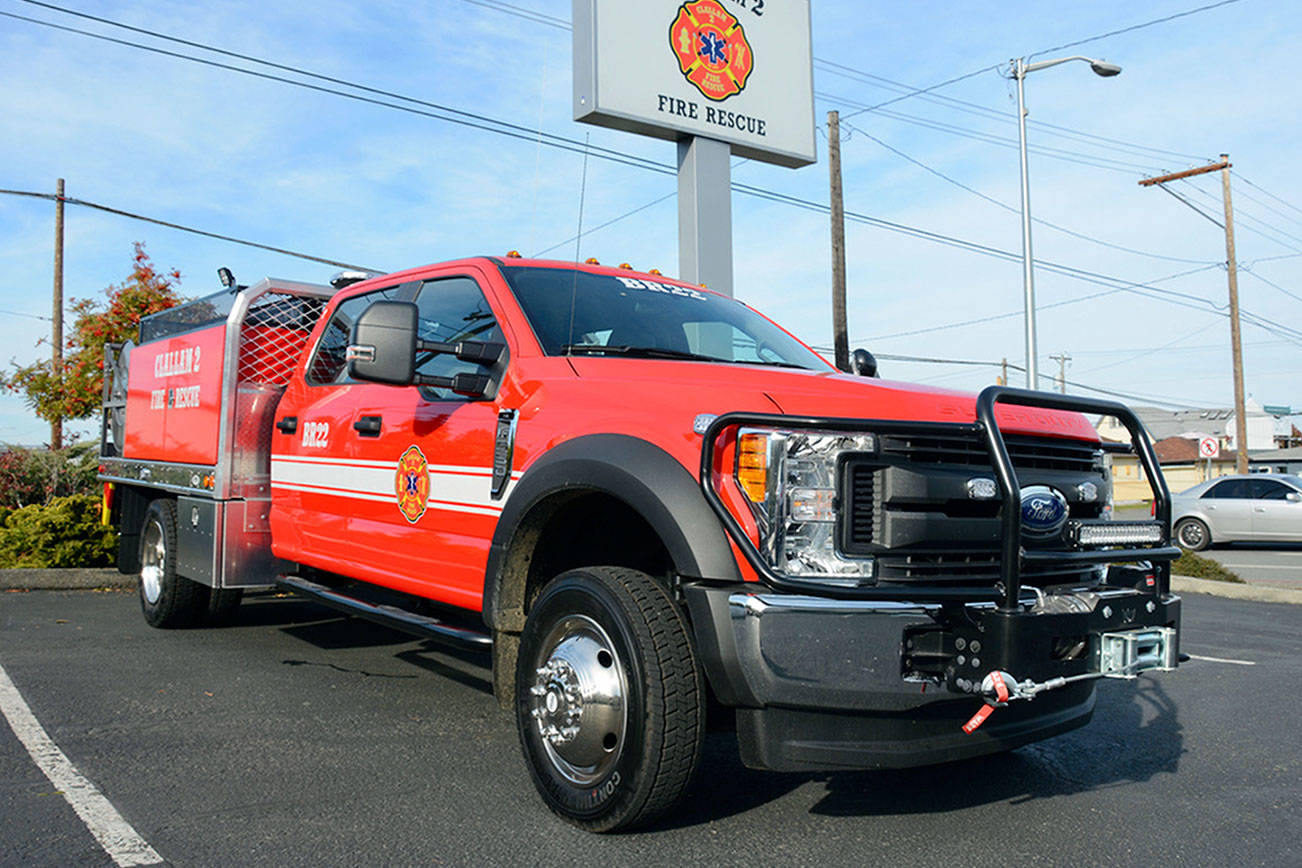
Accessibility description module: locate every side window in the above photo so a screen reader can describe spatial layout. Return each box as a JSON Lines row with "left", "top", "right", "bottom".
{"left": 1251, "top": 479, "right": 1295, "bottom": 500}
{"left": 306, "top": 286, "right": 401, "bottom": 385}
{"left": 1203, "top": 479, "right": 1250, "bottom": 499}
{"left": 414, "top": 277, "right": 504, "bottom": 401}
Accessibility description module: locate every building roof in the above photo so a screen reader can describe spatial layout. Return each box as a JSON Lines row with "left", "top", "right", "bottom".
{"left": 1096, "top": 396, "right": 1272, "bottom": 443}
{"left": 1152, "top": 436, "right": 1235, "bottom": 465}
{"left": 1249, "top": 445, "right": 1302, "bottom": 462}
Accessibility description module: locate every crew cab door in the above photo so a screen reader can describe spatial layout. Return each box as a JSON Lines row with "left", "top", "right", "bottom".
{"left": 269, "top": 283, "right": 407, "bottom": 570}
{"left": 343, "top": 274, "right": 510, "bottom": 610}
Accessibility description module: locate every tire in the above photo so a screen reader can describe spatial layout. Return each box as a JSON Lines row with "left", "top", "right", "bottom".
{"left": 1175, "top": 517, "right": 1211, "bottom": 552}
{"left": 515, "top": 566, "right": 704, "bottom": 832}
{"left": 138, "top": 499, "right": 205, "bottom": 628}
{"left": 202, "top": 587, "right": 244, "bottom": 626}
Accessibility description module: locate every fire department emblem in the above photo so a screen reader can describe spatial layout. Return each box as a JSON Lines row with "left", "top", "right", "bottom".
{"left": 669, "top": 0, "right": 753, "bottom": 102}
{"left": 395, "top": 445, "right": 430, "bottom": 524}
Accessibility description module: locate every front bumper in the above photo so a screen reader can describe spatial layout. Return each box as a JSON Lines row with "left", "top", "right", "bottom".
{"left": 684, "top": 582, "right": 1181, "bottom": 772}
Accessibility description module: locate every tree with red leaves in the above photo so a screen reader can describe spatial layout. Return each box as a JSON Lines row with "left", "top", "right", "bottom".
{"left": 1, "top": 242, "right": 182, "bottom": 427}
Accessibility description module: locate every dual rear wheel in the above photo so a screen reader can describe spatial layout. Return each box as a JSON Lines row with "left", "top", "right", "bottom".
{"left": 139, "top": 499, "right": 242, "bottom": 628}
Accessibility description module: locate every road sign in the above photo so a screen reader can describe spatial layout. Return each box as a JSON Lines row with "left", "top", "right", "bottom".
{"left": 1199, "top": 436, "right": 1220, "bottom": 459}
{"left": 1263, "top": 404, "right": 1291, "bottom": 415}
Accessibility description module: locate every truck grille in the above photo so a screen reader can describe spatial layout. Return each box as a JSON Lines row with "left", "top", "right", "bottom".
{"left": 840, "top": 429, "right": 1104, "bottom": 588}
{"left": 879, "top": 432, "right": 1098, "bottom": 473}
{"left": 875, "top": 549, "right": 1090, "bottom": 586}
{"left": 846, "top": 463, "right": 876, "bottom": 547}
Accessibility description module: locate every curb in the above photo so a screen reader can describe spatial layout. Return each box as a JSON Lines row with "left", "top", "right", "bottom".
{"left": 0, "top": 568, "right": 132, "bottom": 591}
{"left": 1171, "top": 574, "right": 1302, "bottom": 605}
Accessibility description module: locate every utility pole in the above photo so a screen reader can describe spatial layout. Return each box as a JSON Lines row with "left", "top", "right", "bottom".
{"left": 52, "top": 178, "right": 65, "bottom": 451}
{"left": 1049, "top": 351, "right": 1071, "bottom": 394}
{"left": 827, "top": 111, "right": 849, "bottom": 372}
{"left": 999, "top": 357, "right": 1008, "bottom": 386}
{"left": 1139, "top": 155, "right": 1248, "bottom": 473}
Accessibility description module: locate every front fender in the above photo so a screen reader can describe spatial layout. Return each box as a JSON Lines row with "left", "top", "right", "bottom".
{"left": 482, "top": 433, "right": 741, "bottom": 631}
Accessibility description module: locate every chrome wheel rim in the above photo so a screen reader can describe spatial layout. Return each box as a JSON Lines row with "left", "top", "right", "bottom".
{"left": 528, "top": 614, "right": 628, "bottom": 786}
{"left": 1178, "top": 521, "right": 1205, "bottom": 548}
{"left": 140, "top": 518, "right": 165, "bottom": 604}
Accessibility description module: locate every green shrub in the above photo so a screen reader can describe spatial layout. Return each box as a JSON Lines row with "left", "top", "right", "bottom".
{"left": 1172, "top": 550, "right": 1244, "bottom": 583}
{"left": 0, "top": 494, "right": 116, "bottom": 568}
{"left": 0, "top": 443, "right": 103, "bottom": 509}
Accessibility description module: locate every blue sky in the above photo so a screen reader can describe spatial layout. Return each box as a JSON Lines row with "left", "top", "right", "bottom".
{"left": 2, "top": 0, "right": 1299, "bottom": 444}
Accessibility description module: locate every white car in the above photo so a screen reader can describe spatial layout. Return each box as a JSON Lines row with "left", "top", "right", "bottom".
{"left": 1170, "top": 473, "right": 1302, "bottom": 550}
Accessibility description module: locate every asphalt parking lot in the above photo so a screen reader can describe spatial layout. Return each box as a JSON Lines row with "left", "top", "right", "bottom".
{"left": 1201, "top": 544, "right": 1302, "bottom": 589}
{"left": 1, "top": 587, "right": 1298, "bottom": 867}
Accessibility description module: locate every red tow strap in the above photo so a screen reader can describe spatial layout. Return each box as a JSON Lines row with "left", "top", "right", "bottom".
{"left": 961, "top": 671, "right": 1011, "bottom": 734}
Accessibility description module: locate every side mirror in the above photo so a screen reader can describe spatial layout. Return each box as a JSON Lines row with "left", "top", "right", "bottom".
{"left": 851, "top": 348, "right": 878, "bottom": 378}
{"left": 348, "top": 301, "right": 418, "bottom": 385}
{"left": 346, "top": 299, "right": 508, "bottom": 397}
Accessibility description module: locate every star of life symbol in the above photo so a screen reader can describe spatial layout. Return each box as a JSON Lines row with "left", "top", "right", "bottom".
{"left": 395, "top": 445, "right": 431, "bottom": 524}
{"left": 669, "top": 1, "right": 753, "bottom": 102}
{"left": 699, "top": 31, "right": 727, "bottom": 64}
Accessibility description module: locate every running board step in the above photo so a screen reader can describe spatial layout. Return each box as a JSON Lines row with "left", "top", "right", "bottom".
{"left": 275, "top": 574, "right": 492, "bottom": 652}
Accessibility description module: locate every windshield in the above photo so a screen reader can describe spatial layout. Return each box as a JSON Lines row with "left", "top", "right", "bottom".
{"left": 499, "top": 266, "right": 830, "bottom": 369}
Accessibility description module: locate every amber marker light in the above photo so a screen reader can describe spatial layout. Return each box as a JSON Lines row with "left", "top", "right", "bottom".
{"left": 505, "top": 250, "right": 522, "bottom": 258}
{"left": 619, "top": 262, "right": 634, "bottom": 270}
{"left": 737, "top": 433, "right": 769, "bottom": 503}
{"left": 585, "top": 257, "right": 601, "bottom": 265}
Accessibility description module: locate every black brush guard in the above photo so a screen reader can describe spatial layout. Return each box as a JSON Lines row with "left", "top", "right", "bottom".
{"left": 699, "top": 385, "right": 1180, "bottom": 604}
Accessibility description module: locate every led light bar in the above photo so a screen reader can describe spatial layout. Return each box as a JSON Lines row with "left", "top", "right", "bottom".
{"left": 1074, "top": 521, "right": 1165, "bottom": 547}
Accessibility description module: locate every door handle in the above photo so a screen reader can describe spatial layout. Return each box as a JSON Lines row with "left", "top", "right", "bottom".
{"left": 353, "top": 415, "right": 382, "bottom": 437}
{"left": 1254, "top": 507, "right": 1266, "bottom": 512}
{"left": 275, "top": 416, "right": 298, "bottom": 434}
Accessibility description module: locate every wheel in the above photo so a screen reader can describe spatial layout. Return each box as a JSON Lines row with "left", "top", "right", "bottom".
{"left": 1175, "top": 517, "right": 1211, "bottom": 552}
{"left": 138, "top": 499, "right": 205, "bottom": 628}
{"left": 515, "top": 567, "right": 704, "bottom": 832}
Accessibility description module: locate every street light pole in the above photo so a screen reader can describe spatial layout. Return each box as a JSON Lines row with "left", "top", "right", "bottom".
{"left": 1011, "top": 55, "right": 1121, "bottom": 389}
{"left": 1014, "top": 58, "right": 1037, "bottom": 389}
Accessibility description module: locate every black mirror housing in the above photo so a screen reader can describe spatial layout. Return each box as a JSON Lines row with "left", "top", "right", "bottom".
{"left": 851, "top": 348, "right": 879, "bottom": 378}
{"left": 348, "top": 300, "right": 418, "bottom": 385}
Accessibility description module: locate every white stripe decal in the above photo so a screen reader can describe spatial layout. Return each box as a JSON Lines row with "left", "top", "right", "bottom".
{"left": 0, "top": 662, "right": 163, "bottom": 866}
{"left": 272, "top": 453, "right": 523, "bottom": 480}
{"left": 271, "top": 458, "right": 516, "bottom": 514}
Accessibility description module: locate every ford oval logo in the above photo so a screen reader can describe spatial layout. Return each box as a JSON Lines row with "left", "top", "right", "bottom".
{"left": 1020, "top": 485, "right": 1068, "bottom": 540}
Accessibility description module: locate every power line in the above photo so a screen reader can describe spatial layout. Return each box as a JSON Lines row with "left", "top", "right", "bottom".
{"left": 813, "top": 57, "right": 1212, "bottom": 164}
{"left": 1176, "top": 178, "right": 1302, "bottom": 252}
{"left": 0, "top": 189, "right": 381, "bottom": 271}
{"left": 14, "top": 2, "right": 1294, "bottom": 338}
{"left": 843, "top": 122, "right": 1218, "bottom": 265}
{"left": 0, "top": 309, "right": 53, "bottom": 322}
{"left": 1239, "top": 266, "right": 1302, "bottom": 304}
{"left": 0, "top": 9, "right": 679, "bottom": 180}
{"left": 458, "top": 0, "right": 570, "bottom": 30}
{"left": 819, "top": 93, "right": 1164, "bottom": 175}
{"left": 1232, "top": 171, "right": 1302, "bottom": 218}
{"left": 1027, "top": 0, "right": 1247, "bottom": 59}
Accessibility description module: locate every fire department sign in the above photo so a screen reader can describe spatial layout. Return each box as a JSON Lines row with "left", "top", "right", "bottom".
{"left": 574, "top": 0, "right": 814, "bottom": 167}
{"left": 396, "top": 445, "right": 430, "bottom": 523}
{"left": 669, "top": 1, "right": 754, "bottom": 102}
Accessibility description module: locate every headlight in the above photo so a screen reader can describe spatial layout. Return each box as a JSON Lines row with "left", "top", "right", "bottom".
{"left": 735, "top": 428, "right": 876, "bottom": 586}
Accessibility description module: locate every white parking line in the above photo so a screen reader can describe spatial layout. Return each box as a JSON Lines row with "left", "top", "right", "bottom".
{"left": 0, "top": 662, "right": 162, "bottom": 867}
{"left": 1185, "top": 653, "right": 1256, "bottom": 666}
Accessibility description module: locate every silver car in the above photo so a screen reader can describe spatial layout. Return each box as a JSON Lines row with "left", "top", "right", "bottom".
{"left": 1171, "top": 473, "right": 1302, "bottom": 550}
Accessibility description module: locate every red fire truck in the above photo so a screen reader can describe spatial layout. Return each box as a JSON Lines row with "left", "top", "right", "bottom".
{"left": 99, "top": 256, "right": 1182, "bottom": 831}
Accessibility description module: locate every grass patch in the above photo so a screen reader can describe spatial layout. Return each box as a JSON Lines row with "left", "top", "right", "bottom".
{"left": 1173, "top": 550, "right": 1245, "bottom": 583}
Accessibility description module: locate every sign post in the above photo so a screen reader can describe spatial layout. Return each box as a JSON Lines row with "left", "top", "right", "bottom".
{"left": 1199, "top": 436, "right": 1220, "bottom": 482}
{"left": 573, "top": 0, "right": 815, "bottom": 297}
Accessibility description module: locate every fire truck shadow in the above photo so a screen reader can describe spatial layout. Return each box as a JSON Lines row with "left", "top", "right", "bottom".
{"left": 806, "top": 677, "right": 1183, "bottom": 818}
{"left": 662, "top": 677, "right": 1182, "bottom": 827}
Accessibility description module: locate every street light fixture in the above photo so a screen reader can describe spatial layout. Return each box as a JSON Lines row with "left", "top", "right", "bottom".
{"left": 1012, "top": 54, "right": 1121, "bottom": 389}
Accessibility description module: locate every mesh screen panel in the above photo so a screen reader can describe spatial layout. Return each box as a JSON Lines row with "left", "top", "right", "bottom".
{"left": 237, "top": 293, "right": 327, "bottom": 386}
